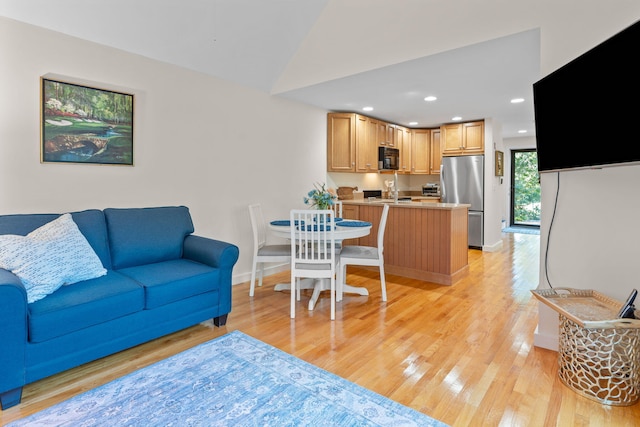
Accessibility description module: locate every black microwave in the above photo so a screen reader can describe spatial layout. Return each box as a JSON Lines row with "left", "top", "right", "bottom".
{"left": 378, "top": 147, "right": 399, "bottom": 170}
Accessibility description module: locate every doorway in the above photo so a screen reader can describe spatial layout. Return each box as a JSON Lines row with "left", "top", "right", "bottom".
{"left": 510, "top": 149, "right": 540, "bottom": 228}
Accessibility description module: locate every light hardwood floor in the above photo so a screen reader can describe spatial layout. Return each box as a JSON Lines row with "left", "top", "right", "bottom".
{"left": 2, "top": 232, "right": 639, "bottom": 426}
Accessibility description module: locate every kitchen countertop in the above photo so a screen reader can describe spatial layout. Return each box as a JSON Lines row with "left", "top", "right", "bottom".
{"left": 341, "top": 199, "right": 469, "bottom": 210}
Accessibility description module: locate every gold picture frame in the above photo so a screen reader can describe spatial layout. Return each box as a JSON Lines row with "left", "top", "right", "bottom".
{"left": 495, "top": 150, "right": 504, "bottom": 176}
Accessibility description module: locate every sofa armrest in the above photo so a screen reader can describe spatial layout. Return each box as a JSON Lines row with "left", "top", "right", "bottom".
{"left": 182, "top": 235, "right": 239, "bottom": 317}
{"left": 183, "top": 235, "right": 239, "bottom": 269}
{"left": 0, "top": 269, "right": 28, "bottom": 407}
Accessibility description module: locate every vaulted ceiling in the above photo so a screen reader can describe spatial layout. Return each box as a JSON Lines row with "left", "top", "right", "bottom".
{"left": 2, "top": 0, "right": 638, "bottom": 139}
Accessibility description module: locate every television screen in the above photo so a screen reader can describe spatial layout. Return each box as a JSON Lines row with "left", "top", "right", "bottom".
{"left": 533, "top": 20, "right": 640, "bottom": 173}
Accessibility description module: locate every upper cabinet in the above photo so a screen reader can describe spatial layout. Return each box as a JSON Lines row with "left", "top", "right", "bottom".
{"left": 328, "top": 112, "right": 379, "bottom": 173}
{"left": 397, "top": 125, "right": 411, "bottom": 174}
{"left": 377, "top": 121, "right": 395, "bottom": 147}
{"left": 327, "top": 113, "right": 356, "bottom": 172}
{"left": 430, "top": 128, "right": 442, "bottom": 174}
{"left": 356, "top": 115, "right": 379, "bottom": 172}
{"left": 328, "top": 113, "right": 482, "bottom": 173}
{"left": 410, "top": 129, "right": 430, "bottom": 174}
{"left": 441, "top": 120, "right": 484, "bottom": 156}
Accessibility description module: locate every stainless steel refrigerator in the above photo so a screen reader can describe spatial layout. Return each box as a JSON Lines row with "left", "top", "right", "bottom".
{"left": 440, "top": 155, "right": 484, "bottom": 248}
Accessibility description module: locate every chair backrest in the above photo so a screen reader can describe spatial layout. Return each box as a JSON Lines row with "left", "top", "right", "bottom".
{"left": 332, "top": 200, "right": 343, "bottom": 218}
{"left": 290, "top": 209, "right": 336, "bottom": 273}
{"left": 248, "top": 204, "right": 266, "bottom": 253}
{"left": 377, "top": 204, "right": 390, "bottom": 254}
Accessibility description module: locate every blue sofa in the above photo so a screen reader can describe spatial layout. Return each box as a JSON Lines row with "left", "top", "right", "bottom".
{"left": 0, "top": 206, "right": 239, "bottom": 410}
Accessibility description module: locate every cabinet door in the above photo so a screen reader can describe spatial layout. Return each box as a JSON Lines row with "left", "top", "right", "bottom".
{"left": 430, "top": 128, "right": 442, "bottom": 174}
{"left": 376, "top": 120, "right": 390, "bottom": 147}
{"left": 355, "top": 115, "right": 377, "bottom": 172}
{"left": 386, "top": 123, "right": 396, "bottom": 147}
{"left": 397, "top": 126, "right": 411, "bottom": 174}
{"left": 411, "top": 129, "right": 430, "bottom": 174}
{"left": 462, "top": 121, "right": 484, "bottom": 153}
{"left": 441, "top": 123, "right": 463, "bottom": 155}
{"left": 327, "top": 113, "right": 356, "bottom": 172}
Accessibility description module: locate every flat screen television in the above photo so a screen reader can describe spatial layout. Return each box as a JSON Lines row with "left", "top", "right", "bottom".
{"left": 533, "top": 20, "right": 640, "bottom": 173}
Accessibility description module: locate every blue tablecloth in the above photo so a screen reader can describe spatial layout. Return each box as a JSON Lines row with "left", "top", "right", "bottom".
{"left": 270, "top": 220, "right": 304, "bottom": 226}
{"left": 337, "top": 221, "right": 372, "bottom": 227}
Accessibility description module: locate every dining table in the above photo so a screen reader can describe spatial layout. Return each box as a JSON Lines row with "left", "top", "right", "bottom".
{"left": 268, "top": 218, "right": 373, "bottom": 311}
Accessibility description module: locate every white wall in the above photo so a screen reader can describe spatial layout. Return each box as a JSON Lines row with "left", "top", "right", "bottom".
{"left": 535, "top": 165, "right": 640, "bottom": 349}
{"left": 0, "top": 17, "right": 327, "bottom": 284}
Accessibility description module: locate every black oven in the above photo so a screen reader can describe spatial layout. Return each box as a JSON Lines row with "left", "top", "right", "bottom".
{"left": 378, "top": 147, "right": 399, "bottom": 170}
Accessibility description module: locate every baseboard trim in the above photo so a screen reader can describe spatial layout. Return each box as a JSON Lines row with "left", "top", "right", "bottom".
{"left": 533, "top": 325, "right": 559, "bottom": 351}
{"left": 482, "top": 239, "right": 503, "bottom": 252}
{"left": 233, "top": 263, "right": 290, "bottom": 286}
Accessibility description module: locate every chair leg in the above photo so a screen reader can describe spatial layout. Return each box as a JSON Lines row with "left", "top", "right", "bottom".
{"left": 379, "top": 264, "right": 387, "bottom": 302}
{"left": 337, "top": 263, "right": 346, "bottom": 302}
{"left": 330, "top": 275, "right": 336, "bottom": 320}
{"left": 249, "top": 259, "right": 258, "bottom": 296}
{"left": 258, "top": 264, "right": 265, "bottom": 288}
{"left": 291, "top": 271, "right": 296, "bottom": 318}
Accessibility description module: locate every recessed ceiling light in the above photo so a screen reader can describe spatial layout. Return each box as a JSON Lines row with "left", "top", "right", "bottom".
{"left": 511, "top": 98, "right": 525, "bottom": 103}
{"left": 451, "top": 116, "right": 462, "bottom": 121}
{"left": 362, "top": 106, "right": 374, "bottom": 111}
{"left": 424, "top": 96, "right": 437, "bottom": 102}
{"left": 518, "top": 129, "right": 527, "bottom": 134}
{"left": 409, "top": 121, "right": 418, "bottom": 126}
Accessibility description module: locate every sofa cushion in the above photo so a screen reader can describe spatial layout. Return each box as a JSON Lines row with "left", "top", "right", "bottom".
{"left": 0, "top": 209, "right": 112, "bottom": 269}
{"left": 104, "top": 206, "right": 195, "bottom": 270}
{"left": 117, "top": 259, "right": 220, "bottom": 309}
{"left": 28, "top": 270, "right": 144, "bottom": 343}
{"left": 0, "top": 214, "right": 107, "bottom": 303}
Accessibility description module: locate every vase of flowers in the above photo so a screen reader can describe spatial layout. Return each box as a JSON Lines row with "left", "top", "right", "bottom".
{"left": 303, "top": 182, "right": 337, "bottom": 211}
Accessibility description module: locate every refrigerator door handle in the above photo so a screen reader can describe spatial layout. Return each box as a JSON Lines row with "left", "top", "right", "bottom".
{"left": 440, "top": 164, "right": 446, "bottom": 200}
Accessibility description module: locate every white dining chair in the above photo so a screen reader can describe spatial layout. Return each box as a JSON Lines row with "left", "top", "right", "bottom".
{"left": 290, "top": 209, "right": 337, "bottom": 320}
{"left": 248, "top": 203, "right": 291, "bottom": 297}
{"left": 337, "top": 203, "right": 390, "bottom": 302}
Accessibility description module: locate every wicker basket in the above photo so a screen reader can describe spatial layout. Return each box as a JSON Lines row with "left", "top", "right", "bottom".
{"left": 532, "top": 288, "right": 640, "bottom": 406}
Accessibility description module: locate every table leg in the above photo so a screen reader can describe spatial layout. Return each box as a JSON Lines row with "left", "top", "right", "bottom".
{"left": 308, "top": 279, "right": 324, "bottom": 310}
{"left": 276, "top": 279, "right": 368, "bottom": 310}
{"left": 274, "top": 280, "right": 315, "bottom": 292}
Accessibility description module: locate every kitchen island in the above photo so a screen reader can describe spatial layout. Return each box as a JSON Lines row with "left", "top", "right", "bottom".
{"left": 341, "top": 199, "right": 469, "bottom": 285}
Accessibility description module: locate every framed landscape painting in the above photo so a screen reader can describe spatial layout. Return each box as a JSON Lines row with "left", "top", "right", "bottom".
{"left": 41, "top": 78, "right": 134, "bottom": 165}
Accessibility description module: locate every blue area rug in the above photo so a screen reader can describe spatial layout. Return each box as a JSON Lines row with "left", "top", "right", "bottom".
{"left": 9, "top": 331, "right": 447, "bottom": 427}
{"left": 502, "top": 226, "right": 540, "bottom": 235}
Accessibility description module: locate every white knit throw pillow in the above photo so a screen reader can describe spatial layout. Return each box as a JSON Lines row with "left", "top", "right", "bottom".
{"left": 0, "top": 213, "right": 106, "bottom": 303}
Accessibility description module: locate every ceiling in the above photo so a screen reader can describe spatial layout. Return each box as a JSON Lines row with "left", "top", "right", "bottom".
{"left": 0, "top": 0, "right": 542, "bottom": 139}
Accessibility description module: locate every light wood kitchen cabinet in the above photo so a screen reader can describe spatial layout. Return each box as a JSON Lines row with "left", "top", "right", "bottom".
{"left": 327, "top": 113, "right": 356, "bottom": 172}
{"left": 430, "top": 128, "right": 442, "bottom": 174}
{"left": 355, "top": 114, "right": 378, "bottom": 172}
{"left": 397, "top": 125, "right": 411, "bottom": 174}
{"left": 441, "top": 120, "right": 484, "bottom": 156}
{"left": 328, "top": 113, "right": 483, "bottom": 173}
{"left": 377, "top": 121, "right": 395, "bottom": 147}
{"left": 410, "top": 128, "right": 430, "bottom": 174}
{"left": 386, "top": 123, "right": 396, "bottom": 147}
